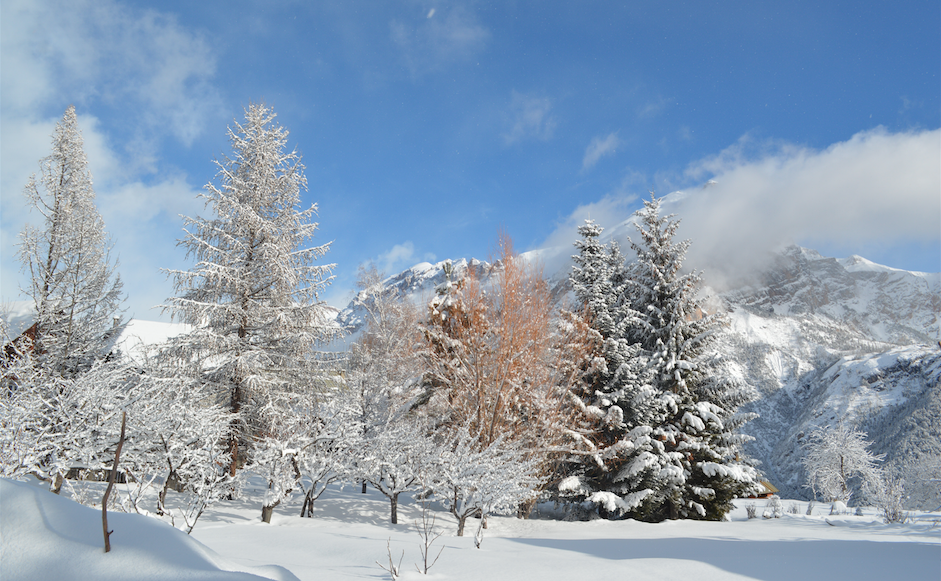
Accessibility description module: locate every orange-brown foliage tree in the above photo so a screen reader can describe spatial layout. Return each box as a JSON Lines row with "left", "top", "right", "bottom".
{"left": 419, "top": 234, "right": 585, "bottom": 510}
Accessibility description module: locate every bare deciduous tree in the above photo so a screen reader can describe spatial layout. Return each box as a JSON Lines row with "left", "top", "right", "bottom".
{"left": 803, "top": 421, "right": 884, "bottom": 504}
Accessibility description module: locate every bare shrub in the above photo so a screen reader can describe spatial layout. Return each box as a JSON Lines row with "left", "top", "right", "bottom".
{"left": 829, "top": 500, "right": 847, "bottom": 515}
{"left": 413, "top": 499, "right": 444, "bottom": 575}
{"left": 746, "top": 504, "right": 757, "bottom": 519}
{"left": 867, "top": 470, "right": 911, "bottom": 524}
{"left": 376, "top": 539, "right": 403, "bottom": 580}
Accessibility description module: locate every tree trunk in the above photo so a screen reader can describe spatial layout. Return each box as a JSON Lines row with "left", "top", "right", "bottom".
{"left": 228, "top": 382, "right": 242, "bottom": 478}
{"left": 361, "top": 480, "right": 367, "bottom": 494}
{"left": 301, "top": 489, "right": 318, "bottom": 518}
{"left": 102, "top": 412, "right": 127, "bottom": 553}
{"left": 456, "top": 514, "right": 467, "bottom": 536}
{"left": 517, "top": 498, "right": 536, "bottom": 519}
{"left": 51, "top": 472, "right": 64, "bottom": 495}
{"left": 261, "top": 502, "right": 278, "bottom": 523}
{"left": 157, "top": 482, "right": 168, "bottom": 516}
{"left": 390, "top": 493, "right": 399, "bottom": 525}
{"left": 157, "top": 469, "right": 178, "bottom": 516}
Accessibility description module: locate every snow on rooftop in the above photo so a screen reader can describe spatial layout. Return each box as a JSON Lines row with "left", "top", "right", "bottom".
{"left": 114, "top": 318, "right": 192, "bottom": 361}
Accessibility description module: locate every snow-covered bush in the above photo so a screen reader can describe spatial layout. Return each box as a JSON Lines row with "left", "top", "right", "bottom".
{"left": 829, "top": 500, "right": 847, "bottom": 515}
{"left": 763, "top": 495, "right": 783, "bottom": 519}
{"left": 354, "top": 417, "right": 434, "bottom": 524}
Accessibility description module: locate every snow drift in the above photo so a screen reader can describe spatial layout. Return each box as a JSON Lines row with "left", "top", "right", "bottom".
{"left": 0, "top": 478, "right": 298, "bottom": 581}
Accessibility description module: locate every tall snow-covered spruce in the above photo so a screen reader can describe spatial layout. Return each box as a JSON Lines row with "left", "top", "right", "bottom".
{"left": 17, "top": 105, "right": 124, "bottom": 376}
{"left": 563, "top": 194, "right": 760, "bottom": 521}
{"left": 162, "top": 103, "right": 340, "bottom": 484}
{"left": 625, "top": 194, "right": 760, "bottom": 521}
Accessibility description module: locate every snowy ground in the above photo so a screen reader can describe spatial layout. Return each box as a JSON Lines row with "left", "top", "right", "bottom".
{"left": 3, "top": 477, "right": 939, "bottom": 581}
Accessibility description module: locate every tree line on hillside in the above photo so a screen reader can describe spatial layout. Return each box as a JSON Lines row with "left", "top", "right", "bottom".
{"left": 1, "top": 104, "right": 904, "bottom": 536}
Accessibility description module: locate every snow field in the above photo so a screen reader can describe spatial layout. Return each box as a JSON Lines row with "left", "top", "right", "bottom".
{"left": 4, "top": 476, "right": 939, "bottom": 581}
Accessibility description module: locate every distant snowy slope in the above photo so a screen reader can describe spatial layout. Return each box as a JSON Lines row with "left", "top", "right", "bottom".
{"left": 736, "top": 341, "right": 941, "bottom": 506}
{"left": 701, "top": 247, "right": 940, "bottom": 506}
{"left": 0, "top": 301, "right": 35, "bottom": 335}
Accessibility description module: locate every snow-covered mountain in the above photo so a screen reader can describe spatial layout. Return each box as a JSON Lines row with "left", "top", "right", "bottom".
{"left": 703, "top": 247, "right": 940, "bottom": 508}
{"left": 337, "top": 242, "right": 941, "bottom": 508}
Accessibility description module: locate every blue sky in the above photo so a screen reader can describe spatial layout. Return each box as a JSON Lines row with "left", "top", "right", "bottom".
{"left": 2, "top": 0, "right": 939, "bottom": 321}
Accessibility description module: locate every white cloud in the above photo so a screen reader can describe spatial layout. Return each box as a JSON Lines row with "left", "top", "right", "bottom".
{"left": 539, "top": 195, "right": 637, "bottom": 252}
{"left": 373, "top": 241, "right": 418, "bottom": 275}
{"left": 390, "top": 5, "right": 489, "bottom": 76}
{"left": 582, "top": 133, "right": 621, "bottom": 171}
{"left": 0, "top": 0, "right": 222, "bottom": 145}
{"left": 0, "top": 0, "right": 223, "bottom": 321}
{"left": 98, "top": 177, "right": 207, "bottom": 319}
{"left": 536, "top": 128, "right": 940, "bottom": 282}
{"left": 637, "top": 95, "right": 674, "bottom": 119}
{"left": 502, "top": 91, "right": 557, "bottom": 145}
{"left": 677, "top": 127, "right": 941, "bottom": 277}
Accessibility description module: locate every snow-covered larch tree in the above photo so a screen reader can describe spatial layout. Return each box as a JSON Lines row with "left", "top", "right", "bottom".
{"left": 17, "top": 105, "right": 124, "bottom": 377}
{"left": 418, "top": 236, "right": 572, "bottom": 515}
{"left": 162, "top": 103, "right": 340, "bottom": 477}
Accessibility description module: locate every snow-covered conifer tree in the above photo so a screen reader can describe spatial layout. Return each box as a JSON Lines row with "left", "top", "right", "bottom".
{"left": 570, "top": 220, "right": 630, "bottom": 340}
{"left": 162, "top": 103, "right": 340, "bottom": 477}
{"left": 623, "top": 194, "right": 760, "bottom": 521}
{"left": 18, "top": 105, "right": 124, "bottom": 376}
{"left": 562, "top": 197, "right": 759, "bottom": 521}
{"left": 558, "top": 220, "right": 663, "bottom": 517}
